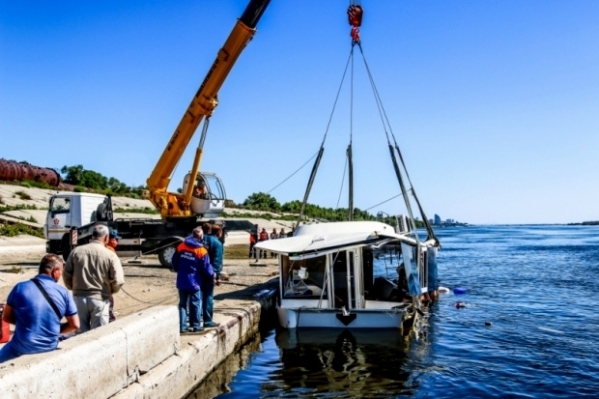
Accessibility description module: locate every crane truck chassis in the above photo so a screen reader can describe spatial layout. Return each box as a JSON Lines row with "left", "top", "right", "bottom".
{"left": 45, "top": 192, "right": 256, "bottom": 267}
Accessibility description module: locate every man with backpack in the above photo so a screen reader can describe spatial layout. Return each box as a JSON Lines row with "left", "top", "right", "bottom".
{"left": 0, "top": 254, "right": 79, "bottom": 363}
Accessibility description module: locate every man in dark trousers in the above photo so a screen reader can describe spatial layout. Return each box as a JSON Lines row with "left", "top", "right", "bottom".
{"left": 172, "top": 227, "right": 214, "bottom": 333}
{"left": 201, "top": 223, "right": 222, "bottom": 328}
{"left": 0, "top": 254, "right": 79, "bottom": 363}
{"left": 258, "top": 227, "right": 269, "bottom": 259}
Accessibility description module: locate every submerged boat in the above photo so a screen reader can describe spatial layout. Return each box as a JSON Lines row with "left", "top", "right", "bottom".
{"left": 255, "top": 3, "right": 441, "bottom": 332}
{"left": 255, "top": 220, "right": 439, "bottom": 331}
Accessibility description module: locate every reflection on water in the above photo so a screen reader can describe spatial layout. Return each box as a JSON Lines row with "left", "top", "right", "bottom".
{"left": 206, "top": 320, "right": 436, "bottom": 399}
{"left": 185, "top": 333, "right": 262, "bottom": 399}
{"left": 274, "top": 328, "right": 430, "bottom": 397}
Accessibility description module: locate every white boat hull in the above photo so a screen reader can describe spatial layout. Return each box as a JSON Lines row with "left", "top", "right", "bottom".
{"left": 277, "top": 306, "right": 413, "bottom": 329}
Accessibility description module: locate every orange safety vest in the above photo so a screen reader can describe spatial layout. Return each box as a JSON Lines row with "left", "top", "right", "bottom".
{"left": 259, "top": 231, "right": 268, "bottom": 241}
{"left": 176, "top": 242, "right": 208, "bottom": 259}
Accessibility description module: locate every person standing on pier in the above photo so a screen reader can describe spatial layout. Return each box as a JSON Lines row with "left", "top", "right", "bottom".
{"left": 201, "top": 223, "right": 222, "bottom": 328}
{"left": 105, "top": 229, "right": 122, "bottom": 322}
{"left": 258, "top": 228, "right": 269, "bottom": 259}
{"left": 249, "top": 229, "right": 257, "bottom": 259}
{"left": 0, "top": 254, "right": 79, "bottom": 363}
{"left": 63, "top": 224, "right": 124, "bottom": 333}
{"left": 270, "top": 228, "right": 278, "bottom": 258}
{"left": 172, "top": 227, "right": 213, "bottom": 333}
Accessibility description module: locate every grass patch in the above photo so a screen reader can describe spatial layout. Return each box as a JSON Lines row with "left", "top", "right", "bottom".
{"left": 3, "top": 266, "right": 23, "bottom": 274}
{"left": 224, "top": 244, "right": 251, "bottom": 259}
{"left": 0, "top": 204, "right": 38, "bottom": 213}
{"left": 14, "top": 190, "right": 32, "bottom": 200}
{"left": 0, "top": 221, "right": 44, "bottom": 238}
{"left": 17, "top": 215, "right": 37, "bottom": 223}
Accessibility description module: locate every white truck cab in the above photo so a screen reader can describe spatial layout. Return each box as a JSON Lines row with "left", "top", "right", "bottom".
{"left": 45, "top": 192, "right": 109, "bottom": 254}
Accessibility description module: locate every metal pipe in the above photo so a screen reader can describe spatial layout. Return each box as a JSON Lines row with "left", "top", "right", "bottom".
{"left": 0, "top": 159, "right": 60, "bottom": 186}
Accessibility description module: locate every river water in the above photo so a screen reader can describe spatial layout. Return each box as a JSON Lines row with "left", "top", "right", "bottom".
{"left": 190, "top": 225, "right": 599, "bottom": 398}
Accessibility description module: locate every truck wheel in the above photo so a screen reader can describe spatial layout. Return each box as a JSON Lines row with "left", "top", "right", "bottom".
{"left": 158, "top": 244, "right": 177, "bottom": 268}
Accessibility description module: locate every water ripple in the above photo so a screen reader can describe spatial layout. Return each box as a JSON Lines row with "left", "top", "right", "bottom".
{"left": 211, "top": 226, "right": 599, "bottom": 398}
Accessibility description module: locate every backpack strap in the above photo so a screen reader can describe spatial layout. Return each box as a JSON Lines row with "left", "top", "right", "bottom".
{"left": 31, "top": 279, "right": 62, "bottom": 321}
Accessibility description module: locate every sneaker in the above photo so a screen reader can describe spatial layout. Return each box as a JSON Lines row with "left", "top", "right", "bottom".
{"left": 203, "top": 322, "right": 220, "bottom": 328}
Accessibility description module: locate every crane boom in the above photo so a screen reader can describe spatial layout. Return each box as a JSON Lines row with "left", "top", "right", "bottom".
{"left": 147, "top": 0, "right": 270, "bottom": 218}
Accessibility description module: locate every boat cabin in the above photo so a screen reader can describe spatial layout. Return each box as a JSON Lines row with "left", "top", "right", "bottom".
{"left": 256, "top": 221, "right": 439, "bottom": 329}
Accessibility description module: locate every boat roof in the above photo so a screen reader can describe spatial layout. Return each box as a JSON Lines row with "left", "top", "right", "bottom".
{"left": 254, "top": 221, "right": 419, "bottom": 256}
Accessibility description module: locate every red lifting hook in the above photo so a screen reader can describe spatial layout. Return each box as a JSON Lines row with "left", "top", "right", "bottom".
{"left": 347, "top": 4, "right": 363, "bottom": 43}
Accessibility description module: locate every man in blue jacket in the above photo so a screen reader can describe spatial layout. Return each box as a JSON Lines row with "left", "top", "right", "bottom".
{"left": 201, "top": 223, "right": 223, "bottom": 328}
{"left": 0, "top": 254, "right": 79, "bottom": 363}
{"left": 172, "top": 227, "right": 214, "bottom": 333}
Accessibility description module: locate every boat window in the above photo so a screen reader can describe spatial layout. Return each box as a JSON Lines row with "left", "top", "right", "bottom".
{"left": 282, "top": 255, "right": 327, "bottom": 299}
{"left": 366, "top": 243, "right": 411, "bottom": 302}
{"left": 331, "top": 251, "right": 347, "bottom": 308}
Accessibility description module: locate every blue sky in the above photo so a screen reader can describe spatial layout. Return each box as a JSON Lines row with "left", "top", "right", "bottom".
{"left": 1, "top": 1, "right": 598, "bottom": 224}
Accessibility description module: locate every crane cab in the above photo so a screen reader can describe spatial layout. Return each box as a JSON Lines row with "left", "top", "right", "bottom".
{"left": 183, "top": 171, "right": 226, "bottom": 218}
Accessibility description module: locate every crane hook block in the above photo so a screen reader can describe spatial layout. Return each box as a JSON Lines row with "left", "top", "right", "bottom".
{"left": 347, "top": 5, "right": 363, "bottom": 43}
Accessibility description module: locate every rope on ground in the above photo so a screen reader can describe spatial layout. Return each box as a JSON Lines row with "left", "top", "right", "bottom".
{"left": 119, "top": 286, "right": 172, "bottom": 306}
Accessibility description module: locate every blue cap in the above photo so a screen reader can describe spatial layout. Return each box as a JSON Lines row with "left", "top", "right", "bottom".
{"left": 109, "top": 229, "right": 122, "bottom": 240}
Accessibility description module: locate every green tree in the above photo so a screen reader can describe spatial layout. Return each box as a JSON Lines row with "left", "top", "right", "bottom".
{"left": 242, "top": 192, "right": 281, "bottom": 211}
{"left": 61, "top": 165, "right": 85, "bottom": 185}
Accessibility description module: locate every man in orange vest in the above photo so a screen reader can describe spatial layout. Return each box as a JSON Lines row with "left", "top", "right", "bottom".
{"left": 258, "top": 228, "right": 269, "bottom": 259}
{"left": 172, "top": 227, "right": 214, "bottom": 333}
{"left": 249, "top": 228, "right": 257, "bottom": 259}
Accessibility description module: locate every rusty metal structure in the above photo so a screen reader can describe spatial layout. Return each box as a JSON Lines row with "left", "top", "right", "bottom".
{"left": 0, "top": 159, "right": 60, "bottom": 186}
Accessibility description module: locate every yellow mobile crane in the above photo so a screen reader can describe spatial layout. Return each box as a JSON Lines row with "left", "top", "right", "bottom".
{"left": 147, "top": 0, "right": 271, "bottom": 219}
{"left": 53, "top": 0, "right": 270, "bottom": 267}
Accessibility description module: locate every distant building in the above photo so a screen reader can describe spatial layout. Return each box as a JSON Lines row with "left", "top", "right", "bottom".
{"left": 434, "top": 214, "right": 441, "bottom": 225}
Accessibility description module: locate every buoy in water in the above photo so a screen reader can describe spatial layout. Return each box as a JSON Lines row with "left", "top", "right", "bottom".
{"left": 455, "top": 301, "right": 466, "bottom": 309}
{"left": 453, "top": 287, "right": 467, "bottom": 295}
{"left": 438, "top": 286, "right": 450, "bottom": 294}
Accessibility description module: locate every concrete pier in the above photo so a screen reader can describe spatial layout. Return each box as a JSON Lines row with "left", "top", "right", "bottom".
{"left": 0, "top": 287, "right": 277, "bottom": 399}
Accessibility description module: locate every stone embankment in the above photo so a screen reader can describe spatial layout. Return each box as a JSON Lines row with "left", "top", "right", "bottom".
{"left": 0, "top": 288, "right": 276, "bottom": 399}
{"left": 0, "top": 183, "right": 296, "bottom": 233}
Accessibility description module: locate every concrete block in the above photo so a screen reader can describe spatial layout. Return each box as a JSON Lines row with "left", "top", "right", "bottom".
{"left": 0, "top": 328, "right": 129, "bottom": 399}
{"left": 117, "top": 305, "right": 180, "bottom": 377}
{"left": 0, "top": 305, "right": 179, "bottom": 399}
{"left": 117, "top": 301, "right": 263, "bottom": 399}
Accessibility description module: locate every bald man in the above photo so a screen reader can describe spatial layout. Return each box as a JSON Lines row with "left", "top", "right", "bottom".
{"left": 63, "top": 224, "right": 125, "bottom": 332}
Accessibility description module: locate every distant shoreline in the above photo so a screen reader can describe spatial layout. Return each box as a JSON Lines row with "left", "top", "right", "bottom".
{"left": 567, "top": 221, "right": 599, "bottom": 226}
